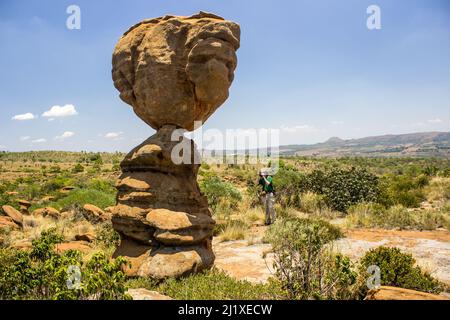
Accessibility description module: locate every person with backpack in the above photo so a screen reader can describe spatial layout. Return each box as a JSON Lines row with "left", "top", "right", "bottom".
{"left": 258, "top": 169, "right": 276, "bottom": 225}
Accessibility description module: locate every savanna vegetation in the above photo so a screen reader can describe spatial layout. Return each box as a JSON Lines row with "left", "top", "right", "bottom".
{"left": 0, "top": 151, "right": 448, "bottom": 299}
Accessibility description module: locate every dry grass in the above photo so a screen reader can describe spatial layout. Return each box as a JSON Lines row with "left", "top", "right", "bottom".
{"left": 3, "top": 212, "right": 98, "bottom": 249}
{"left": 218, "top": 221, "right": 248, "bottom": 242}
{"left": 346, "top": 203, "right": 448, "bottom": 231}
{"left": 424, "top": 177, "right": 450, "bottom": 202}
{"left": 241, "top": 207, "right": 265, "bottom": 225}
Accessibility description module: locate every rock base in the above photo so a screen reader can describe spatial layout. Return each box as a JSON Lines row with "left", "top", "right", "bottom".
{"left": 111, "top": 125, "right": 215, "bottom": 279}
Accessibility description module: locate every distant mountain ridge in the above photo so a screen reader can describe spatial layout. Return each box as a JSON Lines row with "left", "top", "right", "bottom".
{"left": 279, "top": 131, "right": 450, "bottom": 158}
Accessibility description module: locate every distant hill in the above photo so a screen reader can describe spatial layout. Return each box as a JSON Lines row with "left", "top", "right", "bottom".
{"left": 279, "top": 132, "right": 450, "bottom": 158}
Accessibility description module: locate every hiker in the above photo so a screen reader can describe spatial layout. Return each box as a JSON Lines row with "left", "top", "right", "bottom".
{"left": 258, "top": 169, "right": 276, "bottom": 225}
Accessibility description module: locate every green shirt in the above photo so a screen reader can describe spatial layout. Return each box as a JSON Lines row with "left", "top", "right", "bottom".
{"left": 259, "top": 176, "right": 274, "bottom": 193}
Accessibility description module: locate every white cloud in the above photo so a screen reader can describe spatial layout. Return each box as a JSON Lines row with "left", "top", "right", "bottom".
{"left": 331, "top": 121, "right": 344, "bottom": 126}
{"left": 105, "top": 132, "right": 123, "bottom": 139}
{"left": 280, "top": 125, "right": 317, "bottom": 133}
{"left": 31, "top": 138, "right": 46, "bottom": 143}
{"left": 42, "top": 104, "right": 78, "bottom": 118}
{"left": 0, "top": 145, "right": 7, "bottom": 150}
{"left": 427, "top": 118, "right": 443, "bottom": 124}
{"left": 55, "top": 131, "right": 75, "bottom": 140}
{"left": 12, "top": 113, "right": 36, "bottom": 121}
{"left": 20, "top": 136, "right": 31, "bottom": 141}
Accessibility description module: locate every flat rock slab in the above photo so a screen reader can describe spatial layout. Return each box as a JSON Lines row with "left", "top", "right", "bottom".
{"left": 1, "top": 205, "right": 23, "bottom": 227}
{"left": 334, "top": 229, "right": 450, "bottom": 286}
{"left": 55, "top": 241, "right": 91, "bottom": 254}
{"left": 366, "top": 286, "right": 449, "bottom": 300}
{"left": 213, "top": 239, "right": 275, "bottom": 284}
{"left": 127, "top": 288, "right": 172, "bottom": 300}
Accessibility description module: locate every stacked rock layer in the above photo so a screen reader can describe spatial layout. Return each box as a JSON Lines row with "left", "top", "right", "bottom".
{"left": 111, "top": 126, "right": 215, "bottom": 278}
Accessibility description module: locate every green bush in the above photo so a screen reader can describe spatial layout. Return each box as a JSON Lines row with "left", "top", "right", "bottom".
{"left": 272, "top": 164, "right": 306, "bottom": 208}
{"left": 46, "top": 189, "right": 116, "bottom": 211}
{"left": 265, "top": 217, "right": 343, "bottom": 246}
{"left": 269, "top": 166, "right": 379, "bottom": 213}
{"left": 380, "top": 175, "right": 428, "bottom": 208}
{"left": 0, "top": 228, "right": 130, "bottom": 300}
{"left": 265, "top": 218, "right": 358, "bottom": 299}
{"left": 359, "top": 246, "right": 445, "bottom": 294}
{"left": 320, "top": 167, "right": 380, "bottom": 212}
{"left": 86, "top": 178, "right": 116, "bottom": 194}
{"left": 72, "top": 163, "right": 84, "bottom": 173}
{"left": 43, "top": 176, "right": 76, "bottom": 193}
{"left": 200, "top": 175, "right": 242, "bottom": 213}
{"left": 300, "top": 192, "right": 327, "bottom": 214}
{"left": 96, "top": 222, "right": 121, "bottom": 249}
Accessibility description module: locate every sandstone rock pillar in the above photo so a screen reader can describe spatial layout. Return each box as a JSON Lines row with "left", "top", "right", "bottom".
{"left": 110, "top": 12, "right": 240, "bottom": 279}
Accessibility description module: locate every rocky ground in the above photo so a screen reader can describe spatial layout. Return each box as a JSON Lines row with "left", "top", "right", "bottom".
{"left": 213, "top": 226, "right": 450, "bottom": 289}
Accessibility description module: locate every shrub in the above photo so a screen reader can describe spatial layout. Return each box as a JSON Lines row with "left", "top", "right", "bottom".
{"left": 321, "top": 167, "right": 380, "bottom": 212}
{"left": 89, "top": 153, "right": 103, "bottom": 164}
{"left": 265, "top": 218, "right": 357, "bottom": 299}
{"left": 272, "top": 165, "right": 306, "bottom": 208}
{"left": 359, "top": 246, "right": 444, "bottom": 294}
{"left": 424, "top": 177, "right": 450, "bottom": 202}
{"left": 381, "top": 175, "right": 428, "bottom": 208}
{"left": 300, "top": 192, "right": 326, "bottom": 214}
{"left": 0, "top": 228, "right": 130, "bottom": 300}
{"left": 381, "top": 205, "right": 415, "bottom": 230}
{"left": 96, "top": 221, "right": 121, "bottom": 249}
{"left": 46, "top": 189, "right": 116, "bottom": 211}
{"left": 271, "top": 166, "right": 379, "bottom": 213}
{"left": 43, "top": 176, "right": 75, "bottom": 193}
{"left": 87, "top": 179, "right": 116, "bottom": 194}
{"left": 72, "top": 163, "right": 84, "bottom": 173}
{"left": 200, "top": 175, "right": 242, "bottom": 213}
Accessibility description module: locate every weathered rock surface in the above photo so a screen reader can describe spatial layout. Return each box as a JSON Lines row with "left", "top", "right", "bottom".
{"left": 112, "top": 12, "right": 240, "bottom": 131}
{"left": 18, "top": 199, "right": 31, "bottom": 214}
{"left": 0, "top": 216, "right": 19, "bottom": 230}
{"left": 60, "top": 186, "right": 75, "bottom": 193}
{"left": 111, "top": 127, "right": 216, "bottom": 278}
{"left": 32, "top": 207, "right": 60, "bottom": 219}
{"left": 127, "top": 288, "right": 172, "bottom": 300}
{"left": 110, "top": 12, "right": 239, "bottom": 279}
{"left": 42, "top": 195, "right": 56, "bottom": 202}
{"left": 147, "top": 209, "right": 215, "bottom": 245}
{"left": 365, "top": 286, "right": 449, "bottom": 300}
{"left": 1, "top": 205, "right": 23, "bottom": 228}
{"left": 82, "top": 204, "right": 109, "bottom": 222}
{"left": 75, "top": 232, "right": 97, "bottom": 243}
{"left": 55, "top": 241, "right": 91, "bottom": 254}
{"left": 137, "top": 242, "right": 215, "bottom": 279}
{"left": 213, "top": 238, "right": 275, "bottom": 284}
{"left": 112, "top": 237, "right": 154, "bottom": 276}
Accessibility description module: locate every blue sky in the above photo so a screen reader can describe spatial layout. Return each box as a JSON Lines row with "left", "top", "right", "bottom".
{"left": 1, "top": 0, "right": 449, "bottom": 152}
